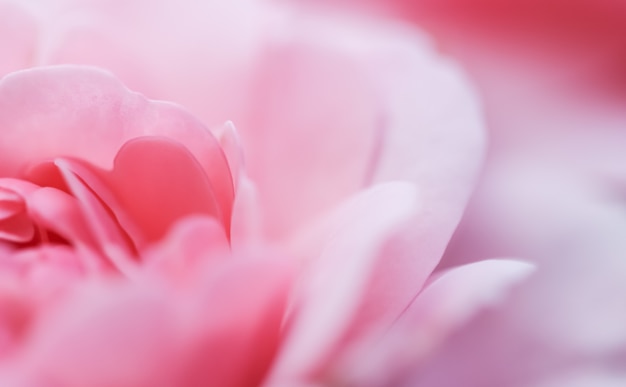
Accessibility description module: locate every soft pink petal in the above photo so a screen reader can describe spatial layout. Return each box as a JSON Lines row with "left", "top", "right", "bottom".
{"left": 229, "top": 175, "right": 264, "bottom": 253}
{"left": 238, "top": 37, "right": 381, "bottom": 240}
{"left": 181, "top": 257, "right": 294, "bottom": 387}
{"left": 24, "top": 283, "right": 182, "bottom": 387}
{"left": 10, "top": 245, "right": 85, "bottom": 300}
{"left": 0, "top": 279, "right": 32, "bottom": 356}
{"left": 0, "top": 2, "right": 38, "bottom": 77}
{"left": 398, "top": 259, "right": 534, "bottom": 341}
{"left": 318, "top": 15, "right": 485, "bottom": 322}
{"left": 143, "top": 215, "right": 230, "bottom": 282}
{"left": 215, "top": 121, "right": 244, "bottom": 191}
{"left": 0, "top": 66, "right": 234, "bottom": 218}
{"left": 42, "top": 0, "right": 272, "bottom": 126}
{"left": 335, "top": 259, "right": 534, "bottom": 386}
{"left": 271, "top": 182, "right": 419, "bottom": 382}
{"left": 0, "top": 255, "right": 293, "bottom": 386}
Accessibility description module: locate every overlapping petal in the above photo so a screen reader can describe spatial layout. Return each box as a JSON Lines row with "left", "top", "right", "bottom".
{"left": 0, "top": 66, "right": 234, "bottom": 221}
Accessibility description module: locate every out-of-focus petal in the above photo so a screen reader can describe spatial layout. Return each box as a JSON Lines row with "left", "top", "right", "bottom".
{"left": 335, "top": 259, "right": 534, "bottom": 386}
{"left": 215, "top": 121, "right": 245, "bottom": 191}
{"left": 307, "top": 16, "right": 485, "bottom": 343}
{"left": 0, "top": 278, "right": 32, "bottom": 356}
{"left": 238, "top": 38, "right": 381, "bottom": 240}
{"left": 529, "top": 368, "right": 626, "bottom": 387}
{"left": 42, "top": 0, "right": 273, "bottom": 125}
{"left": 404, "top": 163, "right": 626, "bottom": 387}
{"left": 230, "top": 175, "right": 264, "bottom": 252}
{"left": 397, "top": 259, "right": 534, "bottom": 346}
{"left": 271, "top": 182, "right": 418, "bottom": 382}
{"left": 181, "top": 258, "right": 294, "bottom": 387}
{"left": 23, "top": 283, "right": 182, "bottom": 387}
{"left": 0, "top": 2, "right": 38, "bottom": 77}
{"left": 0, "top": 255, "right": 293, "bottom": 386}
{"left": 9, "top": 245, "right": 85, "bottom": 300}
{"left": 143, "top": 215, "right": 229, "bottom": 282}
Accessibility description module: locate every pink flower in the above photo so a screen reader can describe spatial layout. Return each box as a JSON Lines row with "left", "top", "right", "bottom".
{"left": 0, "top": 0, "right": 537, "bottom": 385}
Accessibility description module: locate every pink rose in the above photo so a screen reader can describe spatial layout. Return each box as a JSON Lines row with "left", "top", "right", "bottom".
{"left": 0, "top": 0, "right": 537, "bottom": 385}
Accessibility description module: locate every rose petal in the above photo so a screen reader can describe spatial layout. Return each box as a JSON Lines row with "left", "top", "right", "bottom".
{"left": 271, "top": 181, "right": 419, "bottom": 381}
{"left": 43, "top": 0, "right": 270, "bottom": 126}
{"left": 239, "top": 38, "right": 381, "bottom": 240}
{"left": 0, "top": 66, "right": 234, "bottom": 221}
{"left": 0, "top": 2, "right": 38, "bottom": 77}
{"left": 215, "top": 121, "right": 244, "bottom": 191}
{"left": 0, "top": 214, "right": 35, "bottom": 244}
{"left": 143, "top": 215, "right": 230, "bottom": 282}
{"left": 0, "top": 187, "right": 24, "bottom": 220}
{"left": 101, "top": 136, "right": 224, "bottom": 242}
{"left": 54, "top": 159, "right": 138, "bottom": 277}
{"left": 0, "top": 278, "right": 32, "bottom": 356}
{"left": 229, "top": 175, "right": 264, "bottom": 253}
{"left": 26, "top": 283, "right": 182, "bottom": 387}
{"left": 327, "top": 260, "right": 534, "bottom": 386}
{"left": 10, "top": 245, "right": 85, "bottom": 300}
{"left": 396, "top": 259, "right": 535, "bottom": 344}
{"left": 182, "top": 257, "right": 294, "bottom": 387}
